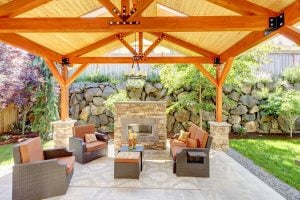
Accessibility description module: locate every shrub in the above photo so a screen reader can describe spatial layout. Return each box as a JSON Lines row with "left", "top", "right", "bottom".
{"left": 282, "top": 65, "right": 300, "bottom": 84}
{"left": 146, "top": 72, "right": 160, "bottom": 84}
{"left": 104, "top": 90, "right": 129, "bottom": 113}
{"left": 75, "top": 74, "right": 110, "bottom": 83}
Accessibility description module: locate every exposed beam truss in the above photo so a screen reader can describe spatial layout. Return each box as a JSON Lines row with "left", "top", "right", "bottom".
{"left": 116, "top": 33, "right": 138, "bottom": 55}
{"left": 142, "top": 34, "right": 165, "bottom": 57}
{"left": 280, "top": 26, "right": 300, "bottom": 45}
{"left": 98, "top": 0, "right": 121, "bottom": 18}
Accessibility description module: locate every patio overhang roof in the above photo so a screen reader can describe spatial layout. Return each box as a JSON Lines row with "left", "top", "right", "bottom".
{"left": 0, "top": 0, "right": 299, "bottom": 122}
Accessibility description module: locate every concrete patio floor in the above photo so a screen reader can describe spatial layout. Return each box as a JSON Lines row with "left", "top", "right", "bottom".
{"left": 0, "top": 143, "right": 285, "bottom": 200}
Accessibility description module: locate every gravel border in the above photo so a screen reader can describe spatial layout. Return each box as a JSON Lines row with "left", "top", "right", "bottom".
{"left": 227, "top": 148, "right": 300, "bottom": 200}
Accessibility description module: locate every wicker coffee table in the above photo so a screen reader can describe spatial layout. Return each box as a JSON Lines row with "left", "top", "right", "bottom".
{"left": 119, "top": 145, "right": 144, "bottom": 171}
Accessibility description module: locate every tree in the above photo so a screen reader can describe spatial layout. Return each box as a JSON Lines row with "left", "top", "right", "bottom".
{"left": 0, "top": 43, "right": 41, "bottom": 134}
{"left": 31, "top": 57, "right": 59, "bottom": 140}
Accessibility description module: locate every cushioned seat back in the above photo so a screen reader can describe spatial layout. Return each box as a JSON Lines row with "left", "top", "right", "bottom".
{"left": 19, "top": 137, "right": 45, "bottom": 164}
{"left": 189, "top": 123, "right": 199, "bottom": 139}
{"left": 73, "top": 124, "right": 95, "bottom": 140}
{"left": 189, "top": 123, "right": 209, "bottom": 148}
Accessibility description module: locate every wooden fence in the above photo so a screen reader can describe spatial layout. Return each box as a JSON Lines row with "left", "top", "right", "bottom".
{"left": 0, "top": 104, "right": 18, "bottom": 134}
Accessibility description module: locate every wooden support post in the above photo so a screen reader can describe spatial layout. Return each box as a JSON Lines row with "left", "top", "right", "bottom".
{"left": 216, "top": 64, "right": 222, "bottom": 122}
{"left": 60, "top": 64, "right": 69, "bottom": 121}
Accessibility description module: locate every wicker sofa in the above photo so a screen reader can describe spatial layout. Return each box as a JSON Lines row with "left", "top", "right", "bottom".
{"left": 170, "top": 123, "right": 212, "bottom": 177}
{"left": 12, "top": 137, "right": 75, "bottom": 200}
{"left": 69, "top": 124, "right": 108, "bottom": 164}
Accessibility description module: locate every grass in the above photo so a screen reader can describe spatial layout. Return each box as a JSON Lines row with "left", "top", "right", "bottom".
{"left": 0, "top": 140, "right": 54, "bottom": 172}
{"left": 230, "top": 137, "right": 300, "bottom": 190}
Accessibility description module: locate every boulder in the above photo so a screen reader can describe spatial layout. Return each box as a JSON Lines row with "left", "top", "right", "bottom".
{"left": 241, "top": 84, "right": 252, "bottom": 94}
{"left": 223, "top": 85, "right": 233, "bottom": 94}
{"left": 79, "top": 100, "right": 88, "bottom": 110}
{"left": 105, "top": 109, "right": 114, "bottom": 118}
{"left": 154, "top": 83, "right": 163, "bottom": 90}
{"left": 88, "top": 115, "right": 100, "bottom": 127}
{"left": 232, "top": 124, "right": 242, "bottom": 133}
{"left": 230, "top": 105, "right": 248, "bottom": 115}
{"left": 174, "top": 109, "right": 190, "bottom": 122}
{"left": 228, "top": 115, "right": 241, "bottom": 125}
{"left": 167, "top": 115, "right": 175, "bottom": 133}
{"left": 295, "top": 117, "right": 300, "bottom": 131}
{"left": 202, "top": 111, "right": 215, "bottom": 121}
{"left": 228, "top": 91, "right": 240, "bottom": 102}
{"left": 186, "top": 102, "right": 198, "bottom": 114}
{"left": 270, "top": 129, "right": 282, "bottom": 134}
{"left": 222, "top": 114, "right": 229, "bottom": 122}
{"left": 173, "top": 122, "right": 185, "bottom": 134}
{"left": 76, "top": 94, "right": 83, "bottom": 101}
{"left": 223, "top": 100, "right": 238, "bottom": 110}
{"left": 93, "top": 97, "right": 105, "bottom": 106}
{"left": 240, "top": 95, "right": 259, "bottom": 108}
{"left": 244, "top": 121, "right": 258, "bottom": 132}
{"left": 70, "top": 104, "right": 80, "bottom": 119}
{"left": 99, "top": 84, "right": 105, "bottom": 91}
{"left": 256, "top": 82, "right": 264, "bottom": 89}
{"left": 161, "top": 95, "right": 174, "bottom": 107}
{"left": 294, "top": 83, "right": 300, "bottom": 91}
{"left": 154, "top": 88, "right": 167, "bottom": 99}
{"left": 76, "top": 120, "right": 88, "bottom": 126}
{"left": 271, "top": 120, "right": 279, "bottom": 129}
{"left": 278, "top": 115, "right": 289, "bottom": 133}
{"left": 250, "top": 105, "right": 259, "bottom": 113}
{"left": 99, "top": 114, "right": 109, "bottom": 126}
{"left": 243, "top": 114, "right": 256, "bottom": 122}
{"left": 174, "top": 88, "right": 184, "bottom": 95}
{"left": 128, "top": 88, "right": 142, "bottom": 99}
{"left": 260, "top": 122, "right": 270, "bottom": 133}
{"left": 116, "top": 82, "right": 126, "bottom": 91}
{"left": 177, "top": 92, "right": 188, "bottom": 101}
{"left": 145, "top": 83, "right": 158, "bottom": 94}
{"left": 102, "top": 86, "right": 116, "bottom": 99}
{"left": 141, "top": 91, "right": 146, "bottom": 101}
{"left": 266, "top": 82, "right": 276, "bottom": 92}
{"left": 190, "top": 113, "right": 200, "bottom": 125}
{"left": 70, "top": 82, "right": 85, "bottom": 94}
{"left": 260, "top": 115, "right": 273, "bottom": 123}
{"left": 145, "top": 96, "right": 156, "bottom": 101}
{"left": 85, "top": 82, "right": 99, "bottom": 88}
{"left": 70, "top": 94, "right": 79, "bottom": 105}
{"left": 84, "top": 88, "right": 102, "bottom": 101}
{"left": 99, "top": 123, "right": 114, "bottom": 132}
{"left": 79, "top": 106, "right": 91, "bottom": 121}
{"left": 90, "top": 105, "right": 105, "bottom": 115}
{"left": 251, "top": 89, "right": 262, "bottom": 100}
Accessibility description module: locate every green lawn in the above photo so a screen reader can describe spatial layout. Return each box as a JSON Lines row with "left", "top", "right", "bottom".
{"left": 0, "top": 140, "right": 53, "bottom": 172}
{"left": 230, "top": 138, "right": 300, "bottom": 190}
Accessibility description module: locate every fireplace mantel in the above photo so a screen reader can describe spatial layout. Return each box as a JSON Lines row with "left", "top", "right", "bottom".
{"left": 114, "top": 101, "right": 167, "bottom": 150}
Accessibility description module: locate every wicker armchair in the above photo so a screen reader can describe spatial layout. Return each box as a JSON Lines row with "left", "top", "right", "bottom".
{"left": 69, "top": 124, "right": 108, "bottom": 164}
{"left": 12, "top": 137, "right": 75, "bottom": 200}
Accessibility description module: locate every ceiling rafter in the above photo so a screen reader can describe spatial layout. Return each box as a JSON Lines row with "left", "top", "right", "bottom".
{"left": 0, "top": 33, "right": 62, "bottom": 61}
{"left": 0, "top": 16, "right": 269, "bottom": 32}
{"left": 130, "top": 0, "right": 155, "bottom": 17}
{"left": 280, "top": 26, "right": 300, "bottom": 45}
{"left": 116, "top": 33, "right": 138, "bottom": 55}
{"left": 69, "top": 56, "right": 213, "bottom": 64}
{"left": 206, "top": 0, "right": 276, "bottom": 16}
{"left": 194, "top": 64, "right": 217, "bottom": 87}
{"left": 67, "top": 32, "right": 132, "bottom": 57}
{"left": 44, "top": 59, "right": 65, "bottom": 86}
{"left": 0, "top": 0, "right": 52, "bottom": 17}
{"left": 98, "top": 0, "right": 122, "bottom": 18}
{"left": 66, "top": 63, "right": 90, "bottom": 86}
{"left": 220, "top": 1, "right": 300, "bottom": 62}
{"left": 150, "top": 32, "right": 218, "bottom": 58}
{"left": 217, "top": 57, "right": 234, "bottom": 86}
{"left": 142, "top": 34, "right": 165, "bottom": 57}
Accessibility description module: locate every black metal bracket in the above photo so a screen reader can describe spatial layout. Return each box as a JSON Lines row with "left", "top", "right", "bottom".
{"left": 109, "top": 6, "right": 140, "bottom": 25}
{"left": 214, "top": 57, "right": 221, "bottom": 65}
{"left": 61, "top": 57, "right": 70, "bottom": 65}
{"left": 264, "top": 13, "right": 284, "bottom": 36}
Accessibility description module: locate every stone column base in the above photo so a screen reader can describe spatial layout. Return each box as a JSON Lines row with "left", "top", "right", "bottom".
{"left": 51, "top": 120, "right": 77, "bottom": 148}
{"left": 209, "top": 121, "right": 232, "bottom": 151}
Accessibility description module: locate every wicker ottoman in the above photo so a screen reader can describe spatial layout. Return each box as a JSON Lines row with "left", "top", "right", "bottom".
{"left": 114, "top": 152, "right": 141, "bottom": 179}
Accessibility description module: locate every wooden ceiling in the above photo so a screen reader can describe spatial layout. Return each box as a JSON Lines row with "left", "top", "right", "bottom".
{"left": 0, "top": 0, "right": 299, "bottom": 65}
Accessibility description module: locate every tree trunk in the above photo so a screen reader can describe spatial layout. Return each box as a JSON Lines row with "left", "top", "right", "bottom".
{"left": 199, "top": 85, "right": 203, "bottom": 129}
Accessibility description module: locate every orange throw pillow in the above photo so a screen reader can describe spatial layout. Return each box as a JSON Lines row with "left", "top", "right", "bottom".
{"left": 85, "top": 134, "right": 97, "bottom": 143}
{"left": 200, "top": 133, "right": 209, "bottom": 148}
{"left": 178, "top": 130, "right": 189, "bottom": 143}
{"left": 187, "top": 138, "right": 197, "bottom": 148}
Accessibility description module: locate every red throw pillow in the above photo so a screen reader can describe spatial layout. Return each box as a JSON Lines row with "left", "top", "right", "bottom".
{"left": 187, "top": 138, "right": 197, "bottom": 148}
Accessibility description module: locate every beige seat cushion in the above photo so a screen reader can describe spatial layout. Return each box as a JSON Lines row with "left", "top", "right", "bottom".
{"left": 115, "top": 152, "right": 140, "bottom": 163}
{"left": 57, "top": 156, "right": 75, "bottom": 174}
{"left": 19, "top": 137, "right": 45, "bottom": 163}
{"left": 86, "top": 141, "right": 107, "bottom": 152}
{"left": 171, "top": 146, "right": 184, "bottom": 160}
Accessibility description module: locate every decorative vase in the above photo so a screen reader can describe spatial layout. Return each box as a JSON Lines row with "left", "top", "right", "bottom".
{"left": 133, "top": 139, "right": 136, "bottom": 149}
{"left": 128, "top": 139, "right": 133, "bottom": 150}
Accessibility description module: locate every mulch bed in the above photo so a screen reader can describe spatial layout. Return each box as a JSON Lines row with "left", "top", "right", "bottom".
{"left": 230, "top": 132, "right": 300, "bottom": 139}
{"left": 0, "top": 132, "right": 39, "bottom": 146}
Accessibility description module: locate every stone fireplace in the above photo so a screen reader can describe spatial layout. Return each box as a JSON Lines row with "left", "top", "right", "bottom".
{"left": 114, "top": 101, "right": 167, "bottom": 150}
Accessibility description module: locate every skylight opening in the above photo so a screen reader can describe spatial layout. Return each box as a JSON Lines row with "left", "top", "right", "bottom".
{"left": 81, "top": 7, "right": 108, "bottom": 18}
{"left": 157, "top": 3, "right": 187, "bottom": 17}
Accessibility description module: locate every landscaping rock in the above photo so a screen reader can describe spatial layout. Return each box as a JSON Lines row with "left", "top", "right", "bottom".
{"left": 145, "top": 96, "right": 156, "bottom": 101}
{"left": 154, "top": 88, "right": 167, "bottom": 99}
{"left": 167, "top": 115, "right": 175, "bottom": 133}
{"left": 244, "top": 121, "right": 258, "bottom": 132}
{"left": 154, "top": 83, "right": 163, "bottom": 90}
{"left": 173, "top": 122, "right": 184, "bottom": 133}
{"left": 295, "top": 117, "right": 300, "bottom": 131}
{"left": 294, "top": 83, "right": 300, "bottom": 91}
{"left": 270, "top": 128, "right": 282, "bottom": 134}
{"left": 99, "top": 114, "right": 109, "bottom": 126}
{"left": 232, "top": 124, "right": 242, "bottom": 133}
{"left": 128, "top": 88, "right": 143, "bottom": 99}
{"left": 70, "top": 94, "right": 79, "bottom": 105}
{"left": 141, "top": 91, "right": 146, "bottom": 101}
{"left": 79, "top": 100, "right": 88, "bottom": 110}
{"left": 76, "top": 120, "right": 87, "bottom": 126}
{"left": 145, "top": 83, "right": 158, "bottom": 94}
{"left": 88, "top": 115, "right": 100, "bottom": 127}
{"left": 240, "top": 95, "right": 259, "bottom": 108}
{"left": 256, "top": 82, "right": 264, "bottom": 89}
{"left": 174, "top": 109, "right": 190, "bottom": 122}
{"left": 278, "top": 115, "right": 289, "bottom": 133}
{"left": 161, "top": 95, "right": 174, "bottom": 107}
{"left": 271, "top": 120, "right": 279, "bottom": 129}
{"left": 79, "top": 106, "right": 91, "bottom": 121}
{"left": 228, "top": 115, "right": 241, "bottom": 125}
{"left": 250, "top": 105, "right": 259, "bottom": 113}
{"left": 202, "top": 111, "right": 215, "bottom": 121}
{"left": 190, "top": 113, "right": 200, "bottom": 125}
{"left": 93, "top": 97, "right": 105, "bottom": 106}
{"left": 243, "top": 114, "right": 256, "bottom": 122}
{"left": 241, "top": 84, "right": 252, "bottom": 94}
{"left": 223, "top": 85, "right": 233, "bottom": 94}
{"left": 230, "top": 105, "right": 248, "bottom": 115}
{"left": 70, "top": 82, "right": 85, "bottom": 93}
{"left": 91, "top": 105, "right": 105, "bottom": 115}
{"left": 228, "top": 91, "right": 240, "bottom": 101}
{"left": 260, "top": 115, "right": 273, "bottom": 123}
{"left": 102, "top": 86, "right": 116, "bottom": 99}
{"left": 116, "top": 82, "right": 126, "bottom": 91}
{"left": 85, "top": 82, "right": 99, "bottom": 88}
{"left": 70, "top": 104, "right": 80, "bottom": 119}
{"left": 260, "top": 122, "right": 270, "bottom": 133}
{"left": 84, "top": 88, "right": 102, "bottom": 101}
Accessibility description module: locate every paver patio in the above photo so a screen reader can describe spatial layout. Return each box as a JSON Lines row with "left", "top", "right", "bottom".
{"left": 0, "top": 143, "right": 284, "bottom": 200}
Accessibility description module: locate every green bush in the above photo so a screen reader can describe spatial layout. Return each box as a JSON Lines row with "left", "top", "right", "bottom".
{"left": 75, "top": 74, "right": 110, "bottom": 83}
{"left": 282, "top": 65, "right": 300, "bottom": 84}
{"left": 104, "top": 90, "right": 129, "bottom": 113}
{"left": 146, "top": 72, "right": 160, "bottom": 84}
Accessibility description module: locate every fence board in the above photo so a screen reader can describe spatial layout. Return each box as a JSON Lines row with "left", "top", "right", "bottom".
{"left": 0, "top": 104, "right": 18, "bottom": 134}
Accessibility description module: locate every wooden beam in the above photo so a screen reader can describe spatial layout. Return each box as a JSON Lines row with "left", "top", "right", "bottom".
{"left": 0, "top": 0, "right": 52, "bottom": 17}
{"left": 216, "top": 65, "right": 222, "bottom": 122}
{"left": 218, "top": 57, "right": 234, "bottom": 86}
{"left": 0, "top": 16, "right": 269, "bottom": 32}
{"left": 280, "top": 26, "right": 300, "bottom": 45}
{"left": 98, "top": 0, "right": 121, "bottom": 18}
{"left": 44, "top": 59, "right": 65, "bottom": 86}
{"left": 220, "top": 1, "right": 300, "bottom": 62}
{"left": 150, "top": 32, "right": 217, "bottom": 58}
{"left": 121, "top": 0, "right": 130, "bottom": 15}
{"left": 194, "top": 64, "right": 218, "bottom": 87}
{"left": 70, "top": 56, "right": 214, "bottom": 64}
{"left": 139, "top": 32, "right": 143, "bottom": 56}
{"left": 0, "top": 33, "right": 62, "bottom": 61}
{"left": 60, "top": 64, "right": 69, "bottom": 121}
{"left": 143, "top": 34, "right": 165, "bottom": 57}
{"left": 130, "top": 0, "right": 155, "bottom": 17}
{"left": 206, "top": 0, "right": 276, "bottom": 16}
{"left": 116, "top": 34, "right": 138, "bottom": 55}
{"left": 66, "top": 63, "right": 89, "bottom": 87}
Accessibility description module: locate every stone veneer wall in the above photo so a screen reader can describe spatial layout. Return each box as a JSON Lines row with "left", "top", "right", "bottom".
{"left": 114, "top": 101, "right": 167, "bottom": 150}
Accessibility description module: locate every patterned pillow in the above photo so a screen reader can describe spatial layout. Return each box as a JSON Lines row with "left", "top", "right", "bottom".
{"left": 187, "top": 138, "right": 198, "bottom": 148}
{"left": 178, "top": 130, "right": 189, "bottom": 143}
{"left": 85, "top": 134, "right": 97, "bottom": 143}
